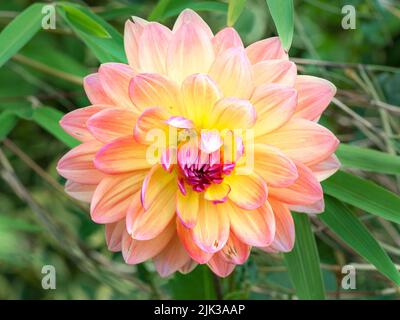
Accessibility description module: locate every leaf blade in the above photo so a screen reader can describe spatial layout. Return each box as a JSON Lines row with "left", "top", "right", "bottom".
{"left": 266, "top": 0, "right": 294, "bottom": 51}
{"left": 227, "top": 0, "right": 247, "bottom": 26}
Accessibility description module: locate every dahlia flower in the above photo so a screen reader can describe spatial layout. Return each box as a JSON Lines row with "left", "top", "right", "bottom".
{"left": 57, "top": 9, "right": 340, "bottom": 277}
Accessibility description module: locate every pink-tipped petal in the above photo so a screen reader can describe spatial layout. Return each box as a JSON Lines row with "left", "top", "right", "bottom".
{"left": 294, "top": 75, "right": 336, "bottom": 121}
{"left": 173, "top": 9, "right": 213, "bottom": 37}
{"left": 207, "top": 253, "right": 235, "bottom": 278}
{"left": 309, "top": 154, "right": 340, "bottom": 181}
{"left": 209, "top": 47, "right": 253, "bottom": 99}
{"left": 225, "top": 172, "right": 267, "bottom": 210}
{"left": 192, "top": 199, "right": 230, "bottom": 253}
{"left": 124, "top": 18, "right": 148, "bottom": 71}
{"left": 83, "top": 74, "right": 115, "bottom": 105}
{"left": 220, "top": 232, "right": 250, "bottom": 265}
{"left": 200, "top": 129, "right": 223, "bottom": 153}
{"left": 251, "top": 84, "right": 297, "bottom": 136}
{"left": 269, "top": 161, "right": 323, "bottom": 206}
{"left": 57, "top": 140, "right": 105, "bottom": 184}
{"left": 105, "top": 220, "right": 125, "bottom": 252}
{"left": 161, "top": 146, "right": 177, "bottom": 172}
{"left": 166, "top": 116, "right": 194, "bottom": 129}
{"left": 225, "top": 200, "right": 276, "bottom": 247}
{"left": 212, "top": 27, "right": 243, "bottom": 56}
{"left": 87, "top": 107, "right": 137, "bottom": 143}
{"left": 60, "top": 105, "right": 109, "bottom": 142}
{"left": 177, "top": 188, "right": 200, "bottom": 228}
{"left": 254, "top": 144, "right": 298, "bottom": 188}
{"left": 257, "top": 119, "right": 339, "bottom": 166}
{"left": 134, "top": 107, "right": 170, "bottom": 144}
{"left": 90, "top": 171, "right": 146, "bottom": 223}
{"left": 94, "top": 136, "right": 152, "bottom": 174}
{"left": 65, "top": 180, "right": 96, "bottom": 203}
{"left": 260, "top": 199, "right": 295, "bottom": 253}
{"left": 289, "top": 198, "right": 325, "bottom": 215}
{"left": 98, "top": 63, "right": 135, "bottom": 109}
{"left": 252, "top": 60, "right": 297, "bottom": 87}
{"left": 245, "top": 37, "right": 288, "bottom": 64}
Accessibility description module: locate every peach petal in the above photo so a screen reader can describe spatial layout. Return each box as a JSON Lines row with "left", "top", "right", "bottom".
{"left": 252, "top": 60, "right": 297, "bottom": 87}
{"left": 289, "top": 198, "right": 325, "bottom": 215}
{"left": 192, "top": 199, "right": 230, "bottom": 253}
{"left": 124, "top": 18, "right": 148, "bottom": 71}
{"left": 220, "top": 232, "right": 250, "bottom": 265}
{"left": 245, "top": 37, "right": 288, "bottom": 64}
{"left": 226, "top": 200, "right": 276, "bottom": 247}
{"left": 269, "top": 161, "right": 323, "bottom": 206}
{"left": 204, "top": 183, "right": 230, "bottom": 203}
{"left": 57, "top": 140, "right": 105, "bottom": 184}
{"left": 83, "top": 73, "right": 115, "bottom": 105}
{"left": 90, "top": 172, "right": 146, "bottom": 223}
{"left": 172, "top": 9, "right": 213, "bottom": 38}
{"left": 254, "top": 144, "right": 298, "bottom": 188}
{"left": 294, "top": 75, "right": 336, "bottom": 121}
{"left": 207, "top": 253, "right": 235, "bottom": 277}
{"left": 134, "top": 107, "right": 170, "bottom": 144}
{"left": 105, "top": 220, "right": 125, "bottom": 252}
{"left": 94, "top": 136, "right": 152, "bottom": 174}
{"left": 87, "top": 107, "right": 137, "bottom": 143}
{"left": 98, "top": 63, "right": 135, "bottom": 109}
{"left": 251, "top": 84, "right": 297, "bottom": 136}
{"left": 212, "top": 27, "right": 243, "bottom": 56}
{"left": 257, "top": 119, "right": 340, "bottom": 166}
{"left": 309, "top": 154, "right": 340, "bottom": 181}
{"left": 208, "top": 47, "right": 253, "bottom": 99}
{"left": 179, "top": 260, "right": 198, "bottom": 274}
{"left": 177, "top": 188, "right": 200, "bottom": 228}
{"left": 225, "top": 172, "right": 267, "bottom": 210}
{"left": 65, "top": 180, "right": 96, "bottom": 203}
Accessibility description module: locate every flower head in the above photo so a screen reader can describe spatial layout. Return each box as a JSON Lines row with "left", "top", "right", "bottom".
{"left": 57, "top": 9, "right": 340, "bottom": 277}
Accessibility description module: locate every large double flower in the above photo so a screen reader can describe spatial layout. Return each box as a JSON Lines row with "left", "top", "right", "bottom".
{"left": 57, "top": 9, "right": 340, "bottom": 277}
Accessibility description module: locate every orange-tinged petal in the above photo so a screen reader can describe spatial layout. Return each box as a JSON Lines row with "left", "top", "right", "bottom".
{"left": 212, "top": 27, "right": 243, "bottom": 56}
{"left": 254, "top": 144, "right": 298, "bottom": 188}
{"left": 225, "top": 172, "right": 267, "bottom": 210}
{"left": 207, "top": 252, "right": 235, "bottom": 277}
{"left": 192, "top": 199, "right": 230, "bottom": 253}
{"left": 83, "top": 73, "right": 114, "bottom": 105}
{"left": 245, "top": 37, "right": 288, "bottom": 64}
{"left": 60, "top": 105, "right": 107, "bottom": 142}
{"left": 134, "top": 107, "right": 170, "bottom": 144}
{"left": 177, "top": 188, "right": 200, "bottom": 228}
{"left": 179, "top": 260, "right": 198, "bottom": 274}
{"left": 124, "top": 17, "right": 148, "bottom": 71}
{"left": 91, "top": 171, "right": 146, "bottom": 223}
{"left": 294, "top": 75, "right": 336, "bottom": 121}
{"left": 138, "top": 22, "right": 172, "bottom": 74}
{"left": 173, "top": 9, "right": 213, "bottom": 38}
{"left": 252, "top": 60, "right": 297, "bottom": 87}
{"left": 98, "top": 63, "right": 135, "bottom": 109}
{"left": 167, "top": 17, "right": 214, "bottom": 84}
{"left": 57, "top": 140, "right": 105, "bottom": 184}
{"left": 309, "top": 154, "right": 340, "bottom": 181}
{"left": 129, "top": 73, "right": 181, "bottom": 114}
{"left": 260, "top": 199, "right": 294, "bottom": 253}
{"left": 226, "top": 200, "right": 275, "bottom": 247}
{"left": 65, "top": 180, "right": 96, "bottom": 203}
{"left": 181, "top": 73, "right": 222, "bottom": 127}
{"left": 220, "top": 232, "right": 250, "bottom": 265}
{"left": 105, "top": 220, "right": 125, "bottom": 252}
{"left": 127, "top": 181, "right": 177, "bottom": 240}
{"left": 153, "top": 234, "right": 191, "bottom": 277}
{"left": 122, "top": 220, "right": 175, "bottom": 264}
{"left": 289, "top": 198, "right": 325, "bottom": 214}
{"left": 208, "top": 47, "right": 253, "bottom": 99}
{"left": 176, "top": 218, "right": 212, "bottom": 264}
{"left": 257, "top": 119, "right": 339, "bottom": 166}
{"left": 87, "top": 107, "right": 137, "bottom": 143}
{"left": 251, "top": 84, "right": 297, "bottom": 136}
{"left": 269, "top": 161, "right": 323, "bottom": 206}
{"left": 204, "top": 183, "right": 230, "bottom": 203}
{"left": 94, "top": 136, "right": 152, "bottom": 174}
{"left": 141, "top": 164, "right": 176, "bottom": 210}
{"left": 207, "top": 98, "right": 256, "bottom": 130}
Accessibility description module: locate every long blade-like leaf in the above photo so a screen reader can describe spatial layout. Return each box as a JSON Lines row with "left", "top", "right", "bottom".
{"left": 323, "top": 171, "right": 400, "bottom": 224}
{"left": 284, "top": 213, "right": 325, "bottom": 299}
{"left": 0, "top": 112, "right": 18, "bottom": 141}
{"left": 321, "top": 197, "right": 400, "bottom": 285}
{"left": 227, "top": 0, "right": 247, "bottom": 26}
{"left": 0, "top": 3, "right": 45, "bottom": 68}
{"left": 32, "top": 107, "right": 79, "bottom": 148}
{"left": 266, "top": 0, "right": 294, "bottom": 51}
{"left": 337, "top": 144, "right": 400, "bottom": 175}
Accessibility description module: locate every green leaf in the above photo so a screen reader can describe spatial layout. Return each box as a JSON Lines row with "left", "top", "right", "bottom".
{"left": 0, "top": 3, "right": 45, "bottom": 68}
{"left": 284, "top": 213, "right": 325, "bottom": 299}
{"left": 58, "top": 4, "right": 111, "bottom": 38}
{"left": 0, "top": 112, "right": 18, "bottom": 141}
{"left": 323, "top": 171, "right": 400, "bottom": 224}
{"left": 57, "top": 3, "right": 126, "bottom": 63}
{"left": 337, "top": 144, "right": 400, "bottom": 175}
{"left": 227, "top": 0, "right": 247, "bottom": 26}
{"left": 148, "top": 0, "right": 172, "bottom": 21}
{"left": 266, "top": 0, "right": 294, "bottom": 51}
{"left": 32, "top": 107, "right": 79, "bottom": 148}
{"left": 162, "top": 2, "right": 228, "bottom": 20}
{"left": 168, "top": 265, "right": 217, "bottom": 299}
{"left": 321, "top": 197, "right": 400, "bottom": 285}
